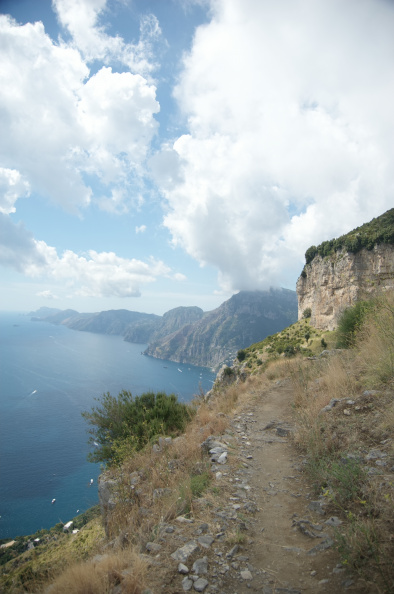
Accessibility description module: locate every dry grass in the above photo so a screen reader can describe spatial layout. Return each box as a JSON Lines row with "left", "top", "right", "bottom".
{"left": 46, "top": 548, "right": 147, "bottom": 594}
{"left": 356, "top": 291, "right": 394, "bottom": 386}
{"left": 289, "top": 292, "right": 394, "bottom": 592}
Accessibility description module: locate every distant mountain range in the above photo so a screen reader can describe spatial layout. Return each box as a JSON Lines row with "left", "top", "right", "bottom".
{"left": 30, "top": 289, "right": 297, "bottom": 368}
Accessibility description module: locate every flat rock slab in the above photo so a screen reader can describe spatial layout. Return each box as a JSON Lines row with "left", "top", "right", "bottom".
{"left": 197, "top": 535, "right": 214, "bottom": 549}
{"left": 193, "top": 578, "right": 209, "bottom": 592}
{"left": 171, "top": 541, "right": 199, "bottom": 563}
{"left": 192, "top": 557, "right": 208, "bottom": 574}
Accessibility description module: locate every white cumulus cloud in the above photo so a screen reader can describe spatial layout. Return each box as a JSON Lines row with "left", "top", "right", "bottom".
{"left": 0, "top": 12, "right": 159, "bottom": 214}
{"left": 155, "top": 0, "right": 394, "bottom": 291}
{"left": 0, "top": 168, "right": 30, "bottom": 214}
{"left": 53, "top": 0, "right": 163, "bottom": 75}
{"left": 1, "top": 219, "right": 181, "bottom": 299}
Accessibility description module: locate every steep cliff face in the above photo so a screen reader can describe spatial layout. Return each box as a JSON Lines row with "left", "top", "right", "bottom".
{"left": 296, "top": 244, "right": 394, "bottom": 330}
{"left": 144, "top": 289, "right": 298, "bottom": 368}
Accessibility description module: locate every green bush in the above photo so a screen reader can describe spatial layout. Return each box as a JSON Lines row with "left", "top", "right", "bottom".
{"left": 336, "top": 300, "right": 373, "bottom": 348}
{"left": 223, "top": 366, "right": 234, "bottom": 376}
{"left": 284, "top": 345, "right": 296, "bottom": 357}
{"left": 237, "top": 349, "right": 247, "bottom": 362}
{"left": 303, "top": 307, "right": 312, "bottom": 319}
{"left": 82, "top": 390, "right": 193, "bottom": 466}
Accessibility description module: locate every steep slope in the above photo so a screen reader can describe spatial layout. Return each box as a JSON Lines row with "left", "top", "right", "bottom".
{"left": 144, "top": 289, "right": 297, "bottom": 368}
{"left": 297, "top": 209, "right": 394, "bottom": 330}
{"left": 123, "top": 306, "right": 203, "bottom": 344}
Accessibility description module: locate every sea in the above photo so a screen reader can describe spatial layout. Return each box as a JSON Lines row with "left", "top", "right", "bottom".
{"left": 0, "top": 312, "right": 215, "bottom": 539}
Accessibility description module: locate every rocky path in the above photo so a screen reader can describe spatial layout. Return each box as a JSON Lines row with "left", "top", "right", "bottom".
{"left": 154, "top": 379, "right": 368, "bottom": 593}
{"left": 213, "top": 379, "right": 363, "bottom": 593}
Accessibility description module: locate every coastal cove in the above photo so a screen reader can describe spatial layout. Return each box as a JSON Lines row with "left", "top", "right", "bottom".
{"left": 0, "top": 313, "right": 215, "bottom": 539}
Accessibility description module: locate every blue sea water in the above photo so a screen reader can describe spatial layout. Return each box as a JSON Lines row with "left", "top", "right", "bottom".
{"left": 0, "top": 312, "right": 215, "bottom": 539}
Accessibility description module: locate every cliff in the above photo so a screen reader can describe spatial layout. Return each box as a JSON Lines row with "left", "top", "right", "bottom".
{"left": 297, "top": 243, "right": 394, "bottom": 331}
{"left": 144, "top": 289, "right": 298, "bottom": 368}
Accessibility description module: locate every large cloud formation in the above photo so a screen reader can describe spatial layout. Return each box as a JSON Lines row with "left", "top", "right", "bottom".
{"left": 0, "top": 12, "right": 159, "bottom": 213}
{"left": 0, "top": 2, "right": 167, "bottom": 300}
{"left": 156, "top": 0, "right": 394, "bottom": 291}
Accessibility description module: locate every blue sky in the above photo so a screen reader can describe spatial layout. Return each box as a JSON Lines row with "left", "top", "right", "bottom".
{"left": 1, "top": 0, "right": 393, "bottom": 315}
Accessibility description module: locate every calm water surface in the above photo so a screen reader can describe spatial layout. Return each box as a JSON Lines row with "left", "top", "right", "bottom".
{"left": 0, "top": 312, "right": 215, "bottom": 538}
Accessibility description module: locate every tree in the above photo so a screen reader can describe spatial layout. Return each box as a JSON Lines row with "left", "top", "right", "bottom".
{"left": 82, "top": 390, "right": 193, "bottom": 466}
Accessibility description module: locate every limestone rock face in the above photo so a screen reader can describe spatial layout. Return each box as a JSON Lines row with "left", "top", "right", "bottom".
{"left": 296, "top": 244, "right": 394, "bottom": 330}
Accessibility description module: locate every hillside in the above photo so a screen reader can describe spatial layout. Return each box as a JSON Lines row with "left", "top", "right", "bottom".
{"left": 123, "top": 306, "right": 204, "bottom": 344}
{"left": 144, "top": 289, "right": 298, "bottom": 368}
{"left": 31, "top": 290, "right": 297, "bottom": 369}
{"left": 4, "top": 291, "right": 393, "bottom": 594}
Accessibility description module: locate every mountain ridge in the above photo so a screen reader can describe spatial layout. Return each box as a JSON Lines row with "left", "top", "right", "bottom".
{"left": 30, "top": 289, "right": 298, "bottom": 368}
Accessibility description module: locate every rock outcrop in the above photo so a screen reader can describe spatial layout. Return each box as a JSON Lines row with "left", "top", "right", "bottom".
{"left": 296, "top": 244, "right": 394, "bottom": 330}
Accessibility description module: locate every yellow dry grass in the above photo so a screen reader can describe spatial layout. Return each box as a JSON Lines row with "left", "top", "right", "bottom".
{"left": 47, "top": 548, "right": 147, "bottom": 594}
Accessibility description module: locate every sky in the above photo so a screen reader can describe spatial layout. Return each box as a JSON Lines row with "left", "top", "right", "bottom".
{"left": 0, "top": 0, "right": 393, "bottom": 315}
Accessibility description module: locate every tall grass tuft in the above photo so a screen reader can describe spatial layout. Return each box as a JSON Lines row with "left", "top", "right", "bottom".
{"left": 355, "top": 291, "right": 394, "bottom": 386}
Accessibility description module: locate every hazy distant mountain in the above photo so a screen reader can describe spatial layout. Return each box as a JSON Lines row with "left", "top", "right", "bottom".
{"left": 30, "top": 306, "right": 62, "bottom": 319}
{"left": 31, "top": 289, "right": 297, "bottom": 368}
{"left": 65, "top": 309, "right": 160, "bottom": 336}
{"left": 32, "top": 308, "right": 160, "bottom": 341}
{"left": 144, "top": 289, "right": 298, "bottom": 368}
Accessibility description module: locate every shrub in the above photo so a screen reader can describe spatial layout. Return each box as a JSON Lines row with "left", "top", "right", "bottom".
{"left": 284, "top": 345, "right": 295, "bottom": 357}
{"left": 82, "top": 390, "right": 193, "bottom": 466}
{"left": 237, "top": 349, "right": 247, "bottom": 362}
{"left": 321, "top": 338, "right": 327, "bottom": 349}
{"left": 336, "top": 300, "right": 373, "bottom": 348}
{"left": 223, "top": 366, "right": 234, "bottom": 376}
{"left": 303, "top": 307, "right": 312, "bottom": 319}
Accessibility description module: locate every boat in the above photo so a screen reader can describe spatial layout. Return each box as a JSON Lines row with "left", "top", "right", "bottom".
{"left": 51, "top": 498, "right": 56, "bottom": 504}
{"left": 178, "top": 368, "right": 182, "bottom": 373}
{"left": 90, "top": 478, "right": 94, "bottom": 485}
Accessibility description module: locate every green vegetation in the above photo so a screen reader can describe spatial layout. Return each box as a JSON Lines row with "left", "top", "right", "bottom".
{"left": 82, "top": 390, "right": 194, "bottom": 466}
{"left": 304, "top": 207, "right": 394, "bottom": 266}
{"left": 190, "top": 471, "right": 211, "bottom": 497}
{"left": 0, "top": 508, "right": 103, "bottom": 592}
{"left": 234, "top": 318, "right": 335, "bottom": 374}
{"left": 237, "top": 349, "right": 247, "bottom": 362}
{"left": 336, "top": 300, "right": 373, "bottom": 348}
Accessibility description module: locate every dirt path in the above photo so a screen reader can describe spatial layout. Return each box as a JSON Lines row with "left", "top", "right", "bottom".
{"left": 151, "top": 379, "right": 370, "bottom": 593}
{"left": 215, "top": 378, "right": 366, "bottom": 594}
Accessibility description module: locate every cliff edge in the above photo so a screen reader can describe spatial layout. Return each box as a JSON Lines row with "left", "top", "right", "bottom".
{"left": 296, "top": 209, "right": 394, "bottom": 330}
